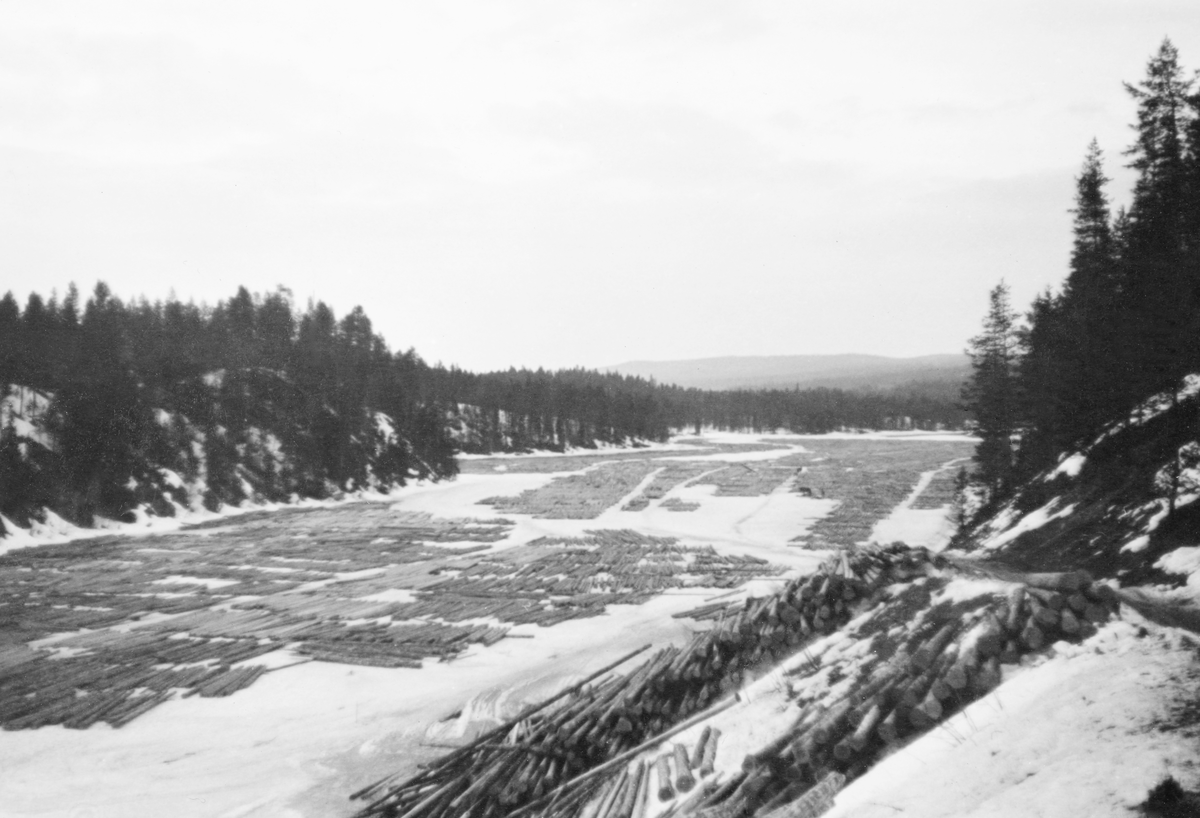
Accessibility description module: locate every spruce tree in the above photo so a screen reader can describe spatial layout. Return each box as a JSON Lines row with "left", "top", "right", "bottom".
{"left": 1124, "top": 38, "right": 1193, "bottom": 256}
{"left": 962, "top": 282, "right": 1021, "bottom": 497}
{"left": 1060, "top": 140, "right": 1123, "bottom": 438}
{"left": 1119, "top": 39, "right": 1197, "bottom": 407}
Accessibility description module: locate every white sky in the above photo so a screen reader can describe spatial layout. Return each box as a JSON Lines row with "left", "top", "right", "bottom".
{"left": 1, "top": 2, "right": 1196, "bottom": 372}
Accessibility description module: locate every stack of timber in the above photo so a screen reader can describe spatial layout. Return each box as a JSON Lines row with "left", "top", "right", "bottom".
{"left": 297, "top": 621, "right": 511, "bottom": 668}
{"left": 391, "top": 533, "right": 786, "bottom": 629}
{"left": 621, "top": 464, "right": 715, "bottom": 511}
{"left": 691, "top": 464, "right": 804, "bottom": 498}
{"left": 679, "top": 566, "right": 1118, "bottom": 818}
{"left": 785, "top": 440, "right": 969, "bottom": 549}
{"left": 482, "top": 461, "right": 661, "bottom": 519}
{"left": 0, "top": 630, "right": 281, "bottom": 730}
{"left": 350, "top": 544, "right": 1121, "bottom": 818}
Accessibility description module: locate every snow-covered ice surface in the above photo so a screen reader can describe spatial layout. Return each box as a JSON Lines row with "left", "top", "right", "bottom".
{"left": 0, "top": 432, "right": 975, "bottom": 818}
{"left": 869, "top": 459, "right": 962, "bottom": 551}
{"left": 0, "top": 596, "right": 698, "bottom": 818}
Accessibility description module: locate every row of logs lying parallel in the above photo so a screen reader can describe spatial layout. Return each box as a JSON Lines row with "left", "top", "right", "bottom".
{"left": 348, "top": 543, "right": 948, "bottom": 818}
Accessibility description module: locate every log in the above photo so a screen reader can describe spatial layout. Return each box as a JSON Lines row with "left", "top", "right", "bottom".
{"left": 1066, "top": 592, "right": 1089, "bottom": 613}
{"left": 578, "top": 777, "right": 619, "bottom": 818}
{"left": 656, "top": 755, "right": 675, "bottom": 802}
{"left": 911, "top": 623, "right": 958, "bottom": 671}
{"left": 1004, "top": 587, "right": 1026, "bottom": 634}
{"left": 358, "top": 642, "right": 654, "bottom": 809}
{"left": 809, "top": 701, "right": 852, "bottom": 747}
{"left": 699, "top": 727, "right": 721, "bottom": 777}
{"left": 1028, "top": 598, "right": 1060, "bottom": 628}
{"left": 1021, "top": 618, "right": 1045, "bottom": 651}
{"left": 692, "top": 726, "right": 712, "bottom": 770}
{"left": 876, "top": 708, "right": 902, "bottom": 744}
{"left": 594, "top": 769, "right": 632, "bottom": 818}
{"left": 630, "top": 759, "right": 655, "bottom": 818}
{"left": 699, "top": 771, "right": 746, "bottom": 809}
{"left": 743, "top": 710, "right": 809, "bottom": 770}
{"left": 971, "top": 615, "right": 1004, "bottom": 658}
{"left": 754, "top": 780, "right": 809, "bottom": 818}
{"left": 898, "top": 667, "right": 938, "bottom": 710}
{"left": 674, "top": 744, "right": 696, "bottom": 793}
{"left": 1083, "top": 582, "right": 1120, "bottom": 607}
{"left": 917, "top": 688, "right": 943, "bottom": 723}
{"left": 945, "top": 647, "right": 976, "bottom": 691}
{"left": 848, "top": 702, "right": 883, "bottom": 752}
{"left": 614, "top": 760, "right": 646, "bottom": 818}
{"left": 973, "top": 657, "right": 1002, "bottom": 695}
{"left": 1026, "top": 587, "right": 1066, "bottom": 611}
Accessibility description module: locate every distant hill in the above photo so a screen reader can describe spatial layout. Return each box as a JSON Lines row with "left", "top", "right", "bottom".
{"left": 603, "top": 354, "right": 969, "bottom": 392}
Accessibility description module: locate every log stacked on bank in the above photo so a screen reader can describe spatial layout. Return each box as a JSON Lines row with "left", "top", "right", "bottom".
{"left": 350, "top": 544, "right": 928, "bottom": 818}
{"left": 685, "top": 568, "right": 1119, "bottom": 818}
{"left": 352, "top": 544, "right": 1122, "bottom": 818}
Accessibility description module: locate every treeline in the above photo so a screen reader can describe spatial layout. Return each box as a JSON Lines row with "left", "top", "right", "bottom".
{"left": 963, "top": 39, "right": 1200, "bottom": 499}
{"left": 0, "top": 286, "right": 966, "bottom": 525}
{"left": 425, "top": 368, "right": 963, "bottom": 453}
{"left": 424, "top": 367, "right": 672, "bottom": 452}
{"left": 658, "top": 380, "right": 964, "bottom": 434}
{"left": 0, "top": 284, "right": 457, "bottom": 524}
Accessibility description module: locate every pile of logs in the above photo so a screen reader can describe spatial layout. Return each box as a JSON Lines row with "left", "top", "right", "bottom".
{"left": 621, "top": 464, "right": 716, "bottom": 511}
{"left": 660, "top": 499, "right": 702, "bottom": 512}
{"left": 297, "top": 621, "right": 511, "bottom": 668}
{"left": 0, "top": 629, "right": 284, "bottom": 730}
{"left": 0, "top": 503, "right": 529, "bottom": 731}
{"left": 692, "top": 464, "right": 803, "bottom": 498}
{"left": 349, "top": 546, "right": 916, "bottom": 818}
{"left": 396, "top": 535, "right": 785, "bottom": 628}
{"left": 684, "top": 568, "right": 1119, "bottom": 818}
{"left": 482, "top": 461, "right": 661, "bottom": 519}
{"left": 784, "top": 441, "right": 971, "bottom": 549}
{"left": 352, "top": 544, "right": 1122, "bottom": 818}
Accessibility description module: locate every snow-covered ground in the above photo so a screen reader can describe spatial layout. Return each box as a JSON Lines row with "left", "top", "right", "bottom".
{"left": 0, "top": 433, "right": 971, "bottom": 818}
{"left": 825, "top": 617, "right": 1200, "bottom": 818}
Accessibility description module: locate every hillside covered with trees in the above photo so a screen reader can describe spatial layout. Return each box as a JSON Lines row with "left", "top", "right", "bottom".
{"left": 962, "top": 38, "right": 1200, "bottom": 512}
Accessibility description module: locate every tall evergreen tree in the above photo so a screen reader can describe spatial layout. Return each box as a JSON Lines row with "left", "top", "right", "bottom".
{"left": 1059, "top": 140, "right": 1124, "bottom": 439}
{"left": 1118, "top": 39, "right": 1198, "bottom": 407}
{"left": 1124, "top": 38, "right": 1193, "bottom": 256}
{"left": 962, "top": 282, "right": 1020, "bottom": 497}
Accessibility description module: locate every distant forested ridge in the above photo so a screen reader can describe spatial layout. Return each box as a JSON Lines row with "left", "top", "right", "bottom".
{"left": 427, "top": 368, "right": 964, "bottom": 454}
{"left": 606, "top": 353, "right": 969, "bottom": 392}
{"left": 962, "top": 38, "right": 1200, "bottom": 505}
{"left": 0, "top": 285, "right": 964, "bottom": 528}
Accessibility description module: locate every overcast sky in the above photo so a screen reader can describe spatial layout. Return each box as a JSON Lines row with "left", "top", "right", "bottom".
{"left": 1, "top": 2, "right": 1196, "bottom": 371}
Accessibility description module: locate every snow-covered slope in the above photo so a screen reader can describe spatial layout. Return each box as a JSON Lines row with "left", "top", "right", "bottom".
{"left": 0, "top": 374, "right": 445, "bottom": 544}
{"left": 954, "top": 375, "right": 1200, "bottom": 593}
